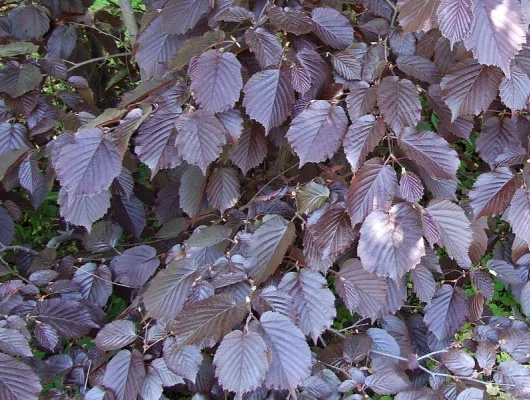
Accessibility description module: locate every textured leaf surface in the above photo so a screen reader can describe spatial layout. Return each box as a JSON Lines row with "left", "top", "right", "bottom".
{"left": 244, "top": 28, "right": 282, "bottom": 68}
{"left": 424, "top": 284, "right": 468, "bottom": 340}
{"left": 115, "top": 245, "right": 160, "bottom": 288}
{"left": 336, "top": 258, "right": 388, "bottom": 319}
{"left": 278, "top": 269, "right": 336, "bottom": 342}
{"left": 95, "top": 320, "right": 137, "bottom": 351}
{"left": 464, "top": 0, "right": 526, "bottom": 76}
{"left": 214, "top": 330, "right": 269, "bottom": 395}
{"left": 206, "top": 167, "right": 241, "bottom": 214}
{"left": 176, "top": 109, "right": 227, "bottom": 174}
{"left": 0, "top": 353, "right": 41, "bottom": 400}
{"left": 377, "top": 77, "right": 421, "bottom": 132}
{"left": 37, "top": 298, "right": 98, "bottom": 338}
{"left": 161, "top": 0, "right": 210, "bottom": 35}
{"left": 397, "top": 128, "right": 459, "bottom": 180}
{"left": 506, "top": 188, "right": 530, "bottom": 248}
{"left": 410, "top": 265, "right": 436, "bottom": 303}
{"left": 190, "top": 50, "right": 242, "bottom": 112}
{"left": 0, "top": 62, "right": 42, "bottom": 98}
{"left": 396, "top": 55, "right": 440, "bottom": 84}
{"left": 442, "top": 349, "right": 475, "bottom": 376}
{"left": 72, "top": 263, "right": 112, "bottom": 307}
{"left": 358, "top": 203, "right": 425, "bottom": 281}
{"left": 438, "top": 0, "right": 474, "bottom": 45}
{"left": 469, "top": 168, "right": 518, "bottom": 220}
{"left": 102, "top": 349, "right": 145, "bottom": 400}
{"left": 345, "top": 158, "right": 397, "bottom": 226}
{"left": 366, "top": 368, "right": 411, "bottom": 395}
{"left": 243, "top": 69, "right": 294, "bottom": 132}
{"left": 343, "top": 116, "right": 386, "bottom": 172}
{"left": 56, "top": 128, "right": 121, "bottom": 198}
{"left": 286, "top": 101, "right": 348, "bottom": 165}
{"left": 440, "top": 58, "right": 503, "bottom": 120}
{"left": 397, "top": 0, "right": 440, "bottom": 33}
{"left": 425, "top": 199, "right": 473, "bottom": 268}
{"left": 0, "top": 327, "right": 32, "bottom": 357}
{"left": 163, "top": 339, "right": 202, "bottom": 382}
{"left": 245, "top": 216, "right": 295, "bottom": 284}
{"left": 144, "top": 259, "right": 199, "bottom": 321}
{"left": 313, "top": 202, "right": 355, "bottom": 258}
{"left": 230, "top": 124, "right": 267, "bottom": 174}
{"left": 0, "top": 122, "right": 30, "bottom": 154}
{"left": 296, "top": 182, "right": 330, "bottom": 215}
{"left": 311, "top": 8, "right": 353, "bottom": 49}
{"left": 257, "top": 311, "right": 311, "bottom": 391}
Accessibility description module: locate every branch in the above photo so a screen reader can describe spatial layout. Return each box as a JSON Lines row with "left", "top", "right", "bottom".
{"left": 418, "top": 365, "right": 515, "bottom": 388}
{"left": 119, "top": 0, "right": 139, "bottom": 47}
{"left": 66, "top": 52, "right": 132, "bottom": 72}
{"left": 46, "top": 228, "right": 74, "bottom": 249}
{"left": 0, "top": 245, "right": 38, "bottom": 255}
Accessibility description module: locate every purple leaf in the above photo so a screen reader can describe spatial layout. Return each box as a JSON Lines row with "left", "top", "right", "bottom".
{"left": 268, "top": 6, "right": 313, "bottom": 35}
{"left": 0, "top": 62, "right": 42, "bottom": 98}
{"left": 230, "top": 124, "right": 267, "bottom": 174}
{"left": 102, "top": 349, "right": 146, "bottom": 400}
{"left": 296, "top": 182, "right": 330, "bottom": 215}
{"left": 206, "top": 167, "right": 241, "bottom": 214}
{"left": 163, "top": 339, "right": 202, "bottom": 382}
{"left": 358, "top": 203, "right": 425, "bottom": 281}
{"left": 399, "top": 171, "right": 424, "bottom": 202}
{"left": 0, "top": 122, "right": 30, "bottom": 154}
{"left": 214, "top": 330, "right": 269, "bottom": 396}
{"left": 345, "top": 81, "right": 377, "bottom": 122}
{"left": 95, "top": 320, "right": 137, "bottom": 351}
{"left": 476, "top": 116, "right": 520, "bottom": 168}
{"left": 286, "top": 100, "right": 348, "bottom": 166}
{"left": 244, "top": 27, "right": 282, "bottom": 68}
{"left": 161, "top": 0, "right": 211, "bottom": 35}
{"left": 0, "top": 353, "right": 42, "bottom": 400}
{"left": 176, "top": 109, "right": 227, "bottom": 174}
{"left": 0, "top": 327, "right": 32, "bottom": 357}
{"left": 190, "top": 50, "right": 243, "bottom": 112}
{"left": 58, "top": 188, "right": 111, "bottom": 232}
{"left": 72, "top": 263, "right": 112, "bottom": 307}
{"left": 243, "top": 68, "right": 295, "bottom": 132}
{"left": 37, "top": 298, "right": 98, "bottom": 338}
{"left": 437, "top": 0, "right": 474, "bottom": 46}
{"left": 311, "top": 8, "right": 354, "bottom": 49}
{"left": 47, "top": 25, "right": 77, "bottom": 59}
{"left": 442, "top": 348, "right": 475, "bottom": 376}
{"left": 506, "top": 189, "right": 530, "bottom": 249}
{"left": 0, "top": 206, "right": 14, "bottom": 246}
{"left": 377, "top": 77, "right": 421, "bottom": 133}
{"left": 114, "top": 245, "right": 160, "bottom": 288}
{"left": 396, "top": 55, "right": 440, "bottom": 84}
{"left": 366, "top": 368, "right": 411, "bottom": 395}
{"left": 397, "top": 0, "right": 439, "bottom": 33}
{"left": 424, "top": 284, "right": 468, "bottom": 340}
{"left": 313, "top": 202, "right": 356, "bottom": 258}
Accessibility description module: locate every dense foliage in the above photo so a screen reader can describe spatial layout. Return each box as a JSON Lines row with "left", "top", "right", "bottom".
{"left": 3, "top": 0, "right": 530, "bottom": 398}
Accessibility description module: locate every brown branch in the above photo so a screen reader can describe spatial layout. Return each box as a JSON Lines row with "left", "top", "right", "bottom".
{"left": 119, "top": 0, "right": 139, "bottom": 47}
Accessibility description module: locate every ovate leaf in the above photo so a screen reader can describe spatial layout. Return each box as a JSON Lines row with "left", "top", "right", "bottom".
{"left": 56, "top": 128, "right": 121, "bottom": 197}
{"left": 243, "top": 69, "right": 294, "bottom": 132}
{"left": 425, "top": 199, "right": 473, "bottom": 268}
{"left": 344, "top": 115, "right": 386, "bottom": 173}
{"left": 437, "top": 0, "right": 474, "bottom": 46}
{"left": 410, "top": 265, "right": 436, "bottom": 303}
{"left": 366, "top": 368, "right": 411, "bottom": 395}
{"left": 72, "top": 263, "right": 112, "bottom": 307}
{"left": 163, "top": 339, "right": 202, "bottom": 382}
{"left": 176, "top": 109, "right": 227, "bottom": 174}
{"left": 469, "top": 167, "right": 518, "bottom": 220}
{"left": 230, "top": 124, "right": 267, "bottom": 174}
{"left": 336, "top": 258, "right": 388, "bottom": 319}
{"left": 37, "top": 298, "right": 98, "bottom": 338}
{"left": 0, "top": 62, "right": 42, "bottom": 98}
{"left": 214, "top": 330, "right": 269, "bottom": 395}
{"left": 396, "top": 55, "right": 440, "bottom": 84}
{"left": 58, "top": 189, "right": 110, "bottom": 231}
{"left": 0, "top": 353, "right": 42, "bottom": 400}
{"left": 311, "top": 8, "right": 354, "bottom": 49}
{"left": 424, "top": 284, "right": 468, "bottom": 340}
{"left": 114, "top": 245, "right": 160, "bottom": 288}
{"left": 257, "top": 311, "right": 311, "bottom": 391}
{"left": 95, "top": 320, "right": 137, "bottom": 351}
{"left": 278, "top": 269, "right": 336, "bottom": 342}
{"left": 313, "top": 202, "right": 355, "bottom": 258}
{"left": 206, "top": 167, "right": 241, "bottom": 214}
{"left": 0, "top": 327, "right": 32, "bottom": 356}
{"left": 102, "top": 350, "right": 146, "bottom": 400}
{"left": 500, "top": 64, "right": 530, "bottom": 110}
{"left": 400, "top": 171, "right": 424, "bottom": 202}
{"left": 144, "top": 259, "right": 199, "bottom": 321}
{"left": 244, "top": 27, "right": 282, "bottom": 68}
{"left": 464, "top": 0, "right": 526, "bottom": 76}
{"left": 286, "top": 101, "right": 348, "bottom": 166}
{"left": 345, "top": 158, "right": 397, "bottom": 226}
{"left": 377, "top": 77, "right": 421, "bottom": 133}
{"left": 296, "top": 182, "right": 330, "bottom": 215}
{"left": 358, "top": 203, "right": 425, "bottom": 281}
{"left": 442, "top": 349, "right": 475, "bottom": 376}
{"left": 397, "top": 0, "right": 440, "bottom": 33}
{"left": 506, "top": 188, "right": 530, "bottom": 248}
{"left": 161, "top": 0, "right": 210, "bottom": 35}
{"left": 440, "top": 58, "right": 503, "bottom": 120}
{"left": 190, "top": 50, "right": 243, "bottom": 112}
{"left": 268, "top": 6, "right": 313, "bottom": 35}
{"left": 397, "top": 128, "right": 459, "bottom": 180}
{"left": 245, "top": 216, "right": 295, "bottom": 284}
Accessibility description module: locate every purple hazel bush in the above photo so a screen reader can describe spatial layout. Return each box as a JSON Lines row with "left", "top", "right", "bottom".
{"left": 1, "top": 0, "right": 530, "bottom": 398}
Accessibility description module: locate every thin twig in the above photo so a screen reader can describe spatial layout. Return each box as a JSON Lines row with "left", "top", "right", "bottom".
{"left": 71, "top": 264, "right": 134, "bottom": 289}
{"left": 0, "top": 245, "right": 38, "bottom": 255}
{"left": 417, "top": 349, "right": 449, "bottom": 361}
{"left": 66, "top": 52, "right": 132, "bottom": 72}
{"left": 418, "top": 365, "right": 515, "bottom": 387}
{"left": 369, "top": 350, "right": 408, "bottom": 362}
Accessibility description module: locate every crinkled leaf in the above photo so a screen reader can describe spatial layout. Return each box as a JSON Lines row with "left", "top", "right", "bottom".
{"left": 313, "top": 202, "right": 355, "bottom": 258}
{"left": 176, "top": 109, "right": 227, "bottom": 174}
{"left": 410, "top": 265, "right": 436, "bottom": 303}
{"left": 179, "top": 165, "right": 207, "bottom": 219}
{"left": 47, "top": 25, "right": 76, "bottom": 59}
{"left": 311, "top": 8, "right": 354, "bottom": 49}
{"left": 500, "top": 64, "right": 530, "bottom": 110}
{"left": 244, "top": 28, "right": 282, "bottom": 68}
{"left": 114, "top": 245, "right": 159, "bottom": 288}
{"left": 256, "top": 311, "right": 311, "bottom": 391}
{"left": 278, "top": 269, "right": 336, "bottom": 342}
{"left": 377, "top": 77, "right": 421, "bottom": 133}
{"left": 358, "top": 203, "right": 425, "bottom": 281}
{"left": 245, "top": 215, "right": 295, "bottom": 284}
{"left": 346, "top": 81, "right": 377, "bottom": 122}
{"left": 400, "top": 171, "right": 424, "bottom": 202}
{"left": 214, "top": 330, "right": 269, "bottom": 395}
{"left": 186, "top": 225, "right": 231, "bottom": 248}
{"left": 268, "top": 6, "right": 313, "bottom": 35}
{"left": 58, "top": 189, "right": 111, "bottom": 232}
{"left": 207, "top": 167, "right": 241, "bottom": 214}
{"left": 476, "top": 116, "right": 520, "bottom": 168}
{"left": 336, "top": 258, "right": 388, "bottom": 319}
{"left": 424, "top": 284, "right": 468, "bottom": 340}
{"left": 457, "top": 388, "right": 484, "bottom": 400}
{"left": 0, "top": 122, "right": 30, "bottom": 154}
{"left": 396, "top": 55, "right": 440, "bottom": 84}
{"left": 495, "top": 361, "right": 530, "bottom": 398}
{"left": 243, "top": 69, "right": 294, "bottom": 132}
{"left": 0, "top": 206, "right": 14, "bottom": 246}
{"left": 102, "top": 349, "right": 145, "bottom": 400}
{"left": 343, "top": 116, "right": 386, "bottom": 173}
{"left": 190, "top": 50, "right": 243, "bottom": 112}
{"left": 498, "top": 328, "right": 530, "bottom": 363}
{"left": 345, "top": 158, "right": 397, "bottom": 226}
{"left": 72, "top": 263, "right": 112, "bottom": 307}
{"left": 437, "top": 0, "right": 474, "bottom": 45}
{"left": 144, "top": 258, "right": 199, "bottom": 321}
{"left": 0, "top": 327, "right": 32, "bottom": 357}
{"left": 230, "top": 124, "right": 267, "bottom": 174}
{"left": 506, "top": 188, "right": 530, "bottom": 248}
{"left": 286, "top": 101, "right": 348, "bottom": 165}
{"left": 95, "top": 320, "right": 137, "bottom": 351}
{"left": 366, "top": 368, "right": 411, "bottom": 395}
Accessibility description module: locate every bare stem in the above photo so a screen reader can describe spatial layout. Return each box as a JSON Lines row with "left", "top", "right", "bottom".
{"left": 66, "top": 52, "right": 132, "bottom": 72}
{"left": 119, "top": 0, "right": 139, "bottom": 46}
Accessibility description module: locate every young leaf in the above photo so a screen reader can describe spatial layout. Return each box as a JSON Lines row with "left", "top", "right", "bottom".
{"left": 285, "top": 101, "right": 348, "bottom": 166}
{"left": 358, "top": 203, "right": 425, "bottom": 281}
{"left": 102, "top": 349, "right": 146, "bottom": 400}
{"left": 296, "top": 182, "right": 330, "bottom": 215}
{"left": 278, "top": 269, "right": 336, "bottom": 342}
{"left": 245, "top": 215, "right": 295, "bottom": 284}
{"left": 399, "top": 171, "right": 424, "bottom": 202}
{"left": 256, "top": 311, "right": 311, "bottom": 391}
{"left": 345, "top": 158, "right": 398, "bottom": 226}
{"left": 115, "top": 245, "right": 160, "bottom": 288}
{"left": 214, "top": 330, "right": 270, "bottom": 395}
{"left": 424, "top": 284, "right": 468, "bottom": 340}
{"left": 243, "top": 69, "right": 294, "bottom": 132}
{"left": 95, "top": 320, "right": 137, "bottom": 351}
{"left": 190, "top": 50, "right": 243, "bottom": 112}
{"left": 442, "top": 348, "right": 475, "bottom": 376}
